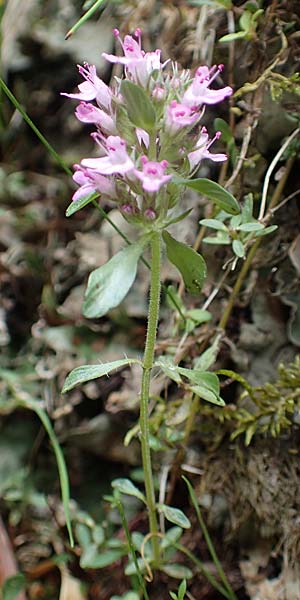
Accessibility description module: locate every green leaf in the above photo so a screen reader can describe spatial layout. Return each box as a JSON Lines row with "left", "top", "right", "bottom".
{"left": 199, "top": 218, "right": 228, "bottom": 231}
{"left": 214, "top": 118, "right": 234, "bottom": 143}
{"left": 159, "top": 504, "right": 191, "bottom": 529}
{"left": 111, "top": 478, "right": 146, "bottom": 504}
{"left": 178, "top": 368, "right": 220, "bottom": 395}
{"left": 185, "top": 309, "right": 212, "bottom": 324}
{"left": 162, "top": 526, "right": 183, "bottom": 549}
{"left": 75, "top": 523, "right": 91, "bottom": 548}
{"left": 238, "top": 222, "right": 264, "bottom": 232}
{"left": 62, "top": 358, "right": 140, "bottom": 393}
{"left": 2, "top": 574, "right": 26, "bottom": 600}
{"left": 161, "top": 564, "right": 193, "bottom": 579}
{"left": 162, "top": 231, "right": 206, "bottom": 295}
{"left": 219, "top": 31, "right": 248, "bottom": 42}
{"left": 240, "top": 10, "right": 252, "bottom": 31}
{"left": 121, "top": 80, "right": 156, "bottom": 131}
{"left": 190, "top": 385, "right": 225, "bottom": 405}
{"left": 178, "top": 579, "right": 187, "bottom": 600}
{"left": 82, "top": 240, "right": 145, "bottom": 318}
{"left": 232, "top": 239, "right": 245, "bottom": 258}
{"left": 194, "top": 335, "right": 221, "bottom": 371}
{"left": 180, "top": 178, "right": 240, "bottom": 214}
{"left": 65, "top": 192, "right": 98, "bottom": 216}
{"left": 155, "top": 357, "right": 182, "bottom": 383}
{"left": 165, "top": 208, "right": 193, "bottom": 227}
{"left": 81, "top": 546, "right": 125, "bottom": 569}
{"left": 255, "top": 225, "right": 278, "bottom": 237}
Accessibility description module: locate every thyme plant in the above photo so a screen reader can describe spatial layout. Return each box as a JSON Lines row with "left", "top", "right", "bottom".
{"left": 61, "top": 28, "right": 239, "bottom": 581}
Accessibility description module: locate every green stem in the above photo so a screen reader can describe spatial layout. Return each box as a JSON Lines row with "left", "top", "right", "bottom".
{"left": 116, "top": 495, "right": 150, "bottom": 600}
{"left": 140, "top": 230, "right": 161, "bottom": 564}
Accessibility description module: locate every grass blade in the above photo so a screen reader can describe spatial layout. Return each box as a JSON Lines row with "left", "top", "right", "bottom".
{"left": 0, "top": 77, "right": 72, "bottom": 176}
{"left": 183, "top": 476, "right": 237, "bottom": 600}
{"left": 65, "top": 0, "right": 108, "bottom": 39}
{"left": 21, "top": 398, "right": 74, "bottom": 547}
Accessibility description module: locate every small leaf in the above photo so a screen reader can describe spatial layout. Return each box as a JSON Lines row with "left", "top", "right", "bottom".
{"left": 185, "top": 309, "right": 212, "bottom": 324}
{"left": 214, "top": 118, "right": 233, "bottom": 143}
{"left": 180, "top": 178, "right": 240, "bottom": 214}
{"left": 62, "top": 358, "right": 140, "bottom": 393}
{"left": 232, "top": 239, "right": 245, "bottom": 258}
{"left": 2, "top": 574, "right": 26, "bottom": 600}
{"left": 66, "top": 192, "right": 98, "bottom": 216}
{"left": 161, "top": 564, "right": 193, "bottom": 579}
{"left": 80, "top": 547, "right": 125, "bottom": 569}
{"left": 200, "top": 218, "right": 228, "bottom": 231}
{"left": 178, "top": 579, "right": 187, "bottom": 600}
{"left": 190, "top": 385, "right": 225, "bottom": 405}
{"left": 121, "top": 80, "right": 156, "bottom": 131}
{"left": 75, "top": 523, "right": 91, "bottom": 548}
{"left": 238, "top": 222, "right": 264, "bottom": 232}
{"left": 194, "top": 335, "right": 221, "bottom": 371}
{"left": 219, "top": 31, "right": 248, "bottom": 42}
{"left": 155, "top": 357, "right": 182, "bottom": 383}
{"left": 255, "top": 225, "right": 278, "bottom": 237}
{"left": 165, "top": 208, "right": 193, "bottom": 227}
{"left": 111, "top": 478, "right": 146, "bottom": 503}
{"left": 163, "top": 231, "right": 206, "bottom": 295}
{"left": 203, "top": 235, "right": 230, "bottom": 245}
{"left": 159, "top": 504, "right": 191, "bottom": 529}
{"left": 161, "top": 526, "right": 183, "bottom": 549}
{"left": 83, "top": 240, "right": 145, "bottom": 318}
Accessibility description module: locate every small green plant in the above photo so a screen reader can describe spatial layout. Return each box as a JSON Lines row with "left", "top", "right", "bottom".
{"left": 219, "top": 3, "right": 264, "bottom": 43}
{"left": 200, "top": 193, "right": 277, "bottom": 259}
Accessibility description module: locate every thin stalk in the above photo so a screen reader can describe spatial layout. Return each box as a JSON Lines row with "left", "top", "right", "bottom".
{"left": 116, "top": 494, "right": 150, "bottom": 600}
{"left": 183, "top": 476, "right": 237, "bottom": 600}
{"left": 0, "top": 77, "right": 72, "bottom": 177}
{"left": 173, "top": 543, "right": 232, "bottom": 599}
{"left": 140, "top": 230, "right": 161, "bottom": 565}
{"left": 65, "top": 0, "right": 107, "bottom": 39}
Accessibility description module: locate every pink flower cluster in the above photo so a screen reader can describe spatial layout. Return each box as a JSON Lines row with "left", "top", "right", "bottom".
{"left": 62, "top": 29, "right": 232, "bottom": 221}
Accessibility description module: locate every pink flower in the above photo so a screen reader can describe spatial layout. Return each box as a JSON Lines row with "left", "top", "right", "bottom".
{"left": 75, "top": 102, "right": 116, "bottom": 134}
{"left": 188, "top": 127, "right": 227, "bottom": 170}
{"left": 183, "top": 65, "right": 232, "bottom": 108}
{"left": 82, "top": 135, "right": 134, "bottom": 175}
{"left": 61, "top": 63, "right": 111, "bottom": 110}
{"left": 72, "top": 165, "right": 116, "bottom": 201}
{"left": 134, "top": 156, "right": 171, "bottom": 193}
{"left": 102, "top": 29, "right": 164, "bottom": 87}
{"left": 165, "top": 100, "right": 198, "bottom": 134}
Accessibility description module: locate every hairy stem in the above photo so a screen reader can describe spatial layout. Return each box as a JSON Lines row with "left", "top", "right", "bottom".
{"left": 140, "top": 230, "right": 161, "bottom": 564}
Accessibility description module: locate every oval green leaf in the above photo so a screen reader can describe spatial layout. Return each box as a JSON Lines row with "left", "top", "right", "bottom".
{"left": 180, "top": 178, "right": 240, "bottom": 214}
{"left": 121, "top": 80, "right": 156, "bottom": 132}
{"left": 62, "top": 358, "right": 141, "bottom": 393}
{"left": 83, "top": 240, "right": 145, "bottom": 318}
{"left": 112, "top": 478, "right": 146, "bottom": 504}
{"left": 2, "top": 574, "right": 26, "bottom": 600}
{"left": 159, "top": 504, "right": 191, "bottom": 529}
{"left": 162, "top": 231, "right": 206, "bottom": 295}
{"left": 161, "top": 564, "right": 193, "bottom": 579}
{"left": 66, "top": 192, "right": 98, "bottom": 216}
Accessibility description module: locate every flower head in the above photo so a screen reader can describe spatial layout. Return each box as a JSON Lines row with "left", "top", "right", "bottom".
{"left": 72, "top": 165, "right": 116, "bottom": 201}
{"left": 102, "top": 29, "right": 165, "bottom": 87}
{"left": 188, "top": 127, "right": 227, "bottom": 171}
{"left": 75, "top": 102, "right": 116, "bottom": 134}
{"left": 183, "top": 64, "right": 232, "bottom": 108}
{"left": 134, "top": 157, "right": 171, "bottom": 193}
{"left": 165, "top": 100, "right": 198, "bottom": 135}
{"left": 61, "top": 63, "right": 112, "bottom": 110}
{"left": 82, "top": 135, "right": 135, "bottom": 175}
